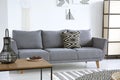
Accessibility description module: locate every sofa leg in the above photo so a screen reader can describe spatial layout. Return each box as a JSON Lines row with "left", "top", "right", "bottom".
{"left": 96, "top": 61, "right": 99, "bottom": 68}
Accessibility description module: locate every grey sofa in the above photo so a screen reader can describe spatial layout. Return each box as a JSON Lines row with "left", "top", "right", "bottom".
{"left": 11, "top": 29, "right": 107, "bottom": 68}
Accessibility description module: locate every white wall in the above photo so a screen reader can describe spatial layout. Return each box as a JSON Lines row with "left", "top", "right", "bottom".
{"left": 90, "top": 0, "right": 103, "bottom": 37}
{"left": 7, "top": 0, "right": 21, "bottom": 36}
{"left": 0, "top": 0, "right": 8, "bottom": 51}
{"left": 1, "top": 0, "right": 103, "bottom": 39}
{"left": 30, "top": 0, "right": 104, "bottom": 37}
{"left": 30, "top": 0, "right": 90, "bottom": 31}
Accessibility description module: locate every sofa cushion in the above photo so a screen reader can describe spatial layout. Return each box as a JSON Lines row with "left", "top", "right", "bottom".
{"left": 18, "top": 49, "right": 49, "bottom": 60}
{"left": 42, "top": 30, "right": 66, "bottom": 48}
{"left": 13, "top": 30, "right": 43, "bottom": 49}
{"left": 74, "top": 47, "right": 103, "bottom": 60}
{"left": 62, "top": 31, "right": 81, "bottom": 48}
{"left": 68, "top": 29, "right": 92, "bottom": 47}
{"left": 45, "top": 48, "right": 78, "bottom": 61}
{"left": 79, "top": 30, "right": 92, "bottom": 46}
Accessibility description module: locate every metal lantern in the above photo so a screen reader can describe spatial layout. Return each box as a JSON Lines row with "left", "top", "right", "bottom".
{"left": 0, "top": 29, "right": 17, "bottom": 64}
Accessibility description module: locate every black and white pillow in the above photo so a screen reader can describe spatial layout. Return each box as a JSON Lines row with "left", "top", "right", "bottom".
{"left": 62, "top": 31, "right": 81, "bottom": 48}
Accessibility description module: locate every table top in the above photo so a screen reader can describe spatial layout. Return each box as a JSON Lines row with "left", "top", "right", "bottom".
{"left": 0, "top": 59, "right": 52, "bottom": 71}
{"left": 76, "top": 70, "right": 120, "bottom": 80}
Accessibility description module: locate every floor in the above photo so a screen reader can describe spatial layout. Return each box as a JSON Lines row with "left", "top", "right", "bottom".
{"left": 2, "top": 59, "right": 120, "bottom": 80}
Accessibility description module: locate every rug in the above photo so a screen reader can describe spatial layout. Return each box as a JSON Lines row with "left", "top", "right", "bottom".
{"left": 53, "top": 69, "right": 103, "bottom": 80}
{"left": 76, "top": 69, "right": 120, "bottom": 80}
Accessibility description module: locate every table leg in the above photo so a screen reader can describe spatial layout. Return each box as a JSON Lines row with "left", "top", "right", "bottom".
{"left": 40, "top": 68, "right": 52, "bottom": 80}
{"left": 51, "top": 67, "right": 53, "bottom": 80}
{"left": 41, "top": 69, "right": 42, "bottom": 80}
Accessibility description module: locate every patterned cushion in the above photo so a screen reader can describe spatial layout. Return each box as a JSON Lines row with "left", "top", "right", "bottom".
{"left": 62, "top": 31, "right": 81, "bottom": 48}
{"left": 68, "top": 29, "right": 92, "bottom": 47}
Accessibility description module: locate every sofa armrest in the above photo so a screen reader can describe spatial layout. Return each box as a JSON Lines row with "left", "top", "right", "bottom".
{"left": 92, "top": 37, "right": 107, "bottom": 53}
{"left": 10, "top": 39, "right": 19, "bottom": 58}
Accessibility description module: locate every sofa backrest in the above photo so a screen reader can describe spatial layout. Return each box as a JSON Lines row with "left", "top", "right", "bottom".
{"left": 67, "top": 29, "right": 92, "bottom": 47}
{"left": 13, "top": 30, "right": 43, "bottom": 49}
{"left": 79, "top": 29, "right": 92, "bottom": 47}
{"left": 42, "top": 30, "right": 66, "bottom": 48}
{"left": 12, "top": 29, "right": 92, "bottom": 49}
{"left": 42, "top": 29, "right": 92, "bottom": 48}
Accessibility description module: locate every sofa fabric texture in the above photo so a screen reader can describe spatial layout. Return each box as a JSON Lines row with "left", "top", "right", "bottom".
{"left": 42, "top": 30, "right": 66, "bottom": 48}
{"left": 11, "top": 29, "right": 107, "bottom": 63}
{"left": 45, "top": 48, "right": 78, "bottom": 61}
{"left": 75, "top": 47, "right": 103, "bottom": 60}
{"left": 13, "top": 30, "right": 43, "bottom": 49}
{"left": 18, "top": 49, "right": 49, "bottom": 60}
{"left": 79, "top": 30, "right": 92, "bottom": 47}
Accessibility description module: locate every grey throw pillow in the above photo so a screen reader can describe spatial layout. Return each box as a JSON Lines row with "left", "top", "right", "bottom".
{"left": 62, "top": 31, "right": 81, "bottom": 48}
{"left": 13, "top": 30, "right": 43, "bottom": 49}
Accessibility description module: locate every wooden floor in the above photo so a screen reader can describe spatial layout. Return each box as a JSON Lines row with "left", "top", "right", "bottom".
{"left": 9, "top": 59, "right": 120, "bottom": 80}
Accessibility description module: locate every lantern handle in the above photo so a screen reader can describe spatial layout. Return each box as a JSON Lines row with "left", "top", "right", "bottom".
{"left": 5, "top": 28, "right": 9, "bottom": 37}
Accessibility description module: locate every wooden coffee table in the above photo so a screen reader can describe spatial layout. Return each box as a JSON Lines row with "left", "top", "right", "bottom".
{"left": 0, "top": 59, "right": 53, "bottom": 80}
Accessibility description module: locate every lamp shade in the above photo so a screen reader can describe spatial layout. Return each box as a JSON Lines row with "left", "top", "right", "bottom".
{"left": 0, "top": 29, "right": 17, "bottom": 64}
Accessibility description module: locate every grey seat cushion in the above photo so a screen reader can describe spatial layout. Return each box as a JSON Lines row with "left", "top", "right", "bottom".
{"left": 42, "top": 30, "right": 66, "bottom": 48}
{"left": 45, "top": 48, "right": 78, "bottom": 61}
{"left": 74, "top": 47, "right": 104, "bottom": 60}
{"left": 18, "top": 49, "right": 49, "bottom": 60}
{"left": 68, "top": 29, "right": 92, "bottom": 47}
{"left": 13, "top": 30, "right": 43, "bottom": 49}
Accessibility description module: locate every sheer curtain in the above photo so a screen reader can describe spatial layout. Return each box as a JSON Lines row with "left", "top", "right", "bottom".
{"left": 19, "top": 0, "right": 31, "bottom": 31}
